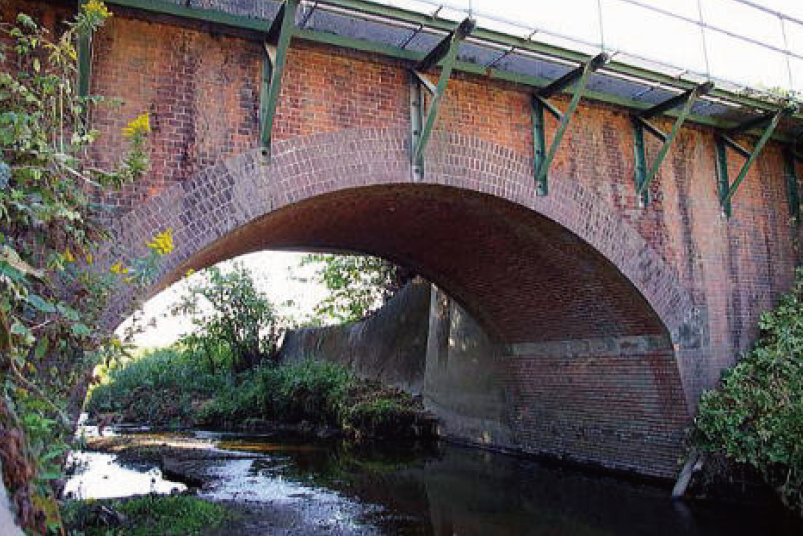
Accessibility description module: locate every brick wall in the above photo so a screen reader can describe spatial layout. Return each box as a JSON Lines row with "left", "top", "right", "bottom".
{"left": 503, "top": 344, "right": 688, "bottom": 477}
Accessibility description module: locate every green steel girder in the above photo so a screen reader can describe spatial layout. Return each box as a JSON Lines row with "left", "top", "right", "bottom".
{"left": 786, "top": 147, "right": 803, "bottom": 222}
{"left": 716, "top": 107, "right": 795, "bottom": 218}
{"left": 97, "top": 0, "right": 803, "bottom": 142}
{"left": 409, "top": 17, "right": 475, "bottom": 180}
{"left": 632, "top": 82, "right": 713, "bottom": 206}
{"left": 260, "top": 0, "right": 298, "bottom": 159}
{"left": 77, "top": 1, "right": 92, "bottom": 98}
{"left": 532, "top": 53, "right": 608, "bottom": 196}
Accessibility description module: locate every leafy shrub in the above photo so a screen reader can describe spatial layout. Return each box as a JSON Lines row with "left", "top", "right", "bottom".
{"left": 173, "top": 264, "right": 283, "bottom": 374}
{"left": 87, "top": 348, "right": 228, "bottom": 426}
{"left": 694, "top": 269, "right": 803, "bottom": 516}
{"left": 197, "top": 360, "right": 354, "bottom": 427}
{"left": 91, "top": 352, "right": 432, "bottom": 439}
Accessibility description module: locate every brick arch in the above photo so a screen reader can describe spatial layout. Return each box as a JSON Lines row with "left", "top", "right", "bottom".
{"left": 100, "top": 127, "right": 700, "bottom": 352}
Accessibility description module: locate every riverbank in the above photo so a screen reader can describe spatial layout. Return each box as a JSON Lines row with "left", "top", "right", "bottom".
{"left": 87, "top": 352, "right": 437, "bottom": 441}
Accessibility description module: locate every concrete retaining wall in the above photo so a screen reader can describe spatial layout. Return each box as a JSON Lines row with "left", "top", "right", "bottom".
{"left": 278, "top": 278, "right": 431, "bottom": 394}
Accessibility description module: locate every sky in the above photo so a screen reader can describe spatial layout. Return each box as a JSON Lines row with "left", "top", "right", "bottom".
{"left": 384, "top": 0, "right": 803, "bottom": 92}
{"left": 121, "top": 0, "right": 802, "bottom": 348}
{"left": 117, "top": 251, "right": 330, "bottom": 348}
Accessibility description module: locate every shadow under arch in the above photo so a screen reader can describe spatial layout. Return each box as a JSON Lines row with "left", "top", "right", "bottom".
{"left": 96, "top": 128, "right": 707, "bottom": 477}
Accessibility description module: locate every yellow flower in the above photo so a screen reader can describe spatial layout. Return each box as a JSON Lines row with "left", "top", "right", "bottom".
{"left": 86, "top": 252, "right": 93, "bottom": 265}
{"left": 83, "top": 0, "right": 112, "bottom": 20}
{"left": 64, "top": 248, "right": 75, "bottom": 263}
{"left": 148, "top": 228, "right": 174, "bottom": 255}
{"left": 110, "top": 262, "right": 129, "bottom": 275}
{"left": 122, "top": 112, "right": 150, "bottom": 138}
{"left": 185, "top": 268, "right": 195, "bottom": 278}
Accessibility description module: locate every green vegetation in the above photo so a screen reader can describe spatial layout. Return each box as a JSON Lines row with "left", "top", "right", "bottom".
{"left": 173, "top": 264, "right": 283, "bottom": 374}
{"left": 88, "top": 261, "right": 431, "bottom": 438}
{"left": 87, "top": 349, "right": 431, "bottom": 439}
{"left": 63, "top": 495, "right": 229, "bottom": 536}
{"left": 87, "top": 348, "right": 228, "bottom": 427}
{"left": 694, "top": 269, "right": 803, "bottom": 517}
{"left": 196, "top": 358, "right": 353, "bottom": 428}
{"left": 299, "top": 253, "right": 412, "bottom": 324}
{"left": 0, "top": 3, "right": 173, "bottom": 531}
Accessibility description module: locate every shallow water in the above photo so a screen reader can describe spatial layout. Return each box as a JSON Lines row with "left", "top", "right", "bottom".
{"left": 63, "top": 451, "right": 186, "bottom": 499}
{"left": 67, "top": 431, "right": 803, "bottom": 535}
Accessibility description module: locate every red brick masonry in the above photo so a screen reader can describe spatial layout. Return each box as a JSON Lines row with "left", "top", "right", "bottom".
{"left": 15, "top": 2, "right": 798, "bottom": 477}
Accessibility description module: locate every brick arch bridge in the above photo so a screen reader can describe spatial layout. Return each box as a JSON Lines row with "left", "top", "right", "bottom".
{"left": 25, "top": 0, "right": 798, "bottom": 477}
{"left": 100, "top": 127, "right": 701, "bottom": 476}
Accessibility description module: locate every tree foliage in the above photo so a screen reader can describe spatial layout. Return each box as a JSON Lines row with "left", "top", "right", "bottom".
{"left": 173, "top": 264, "right": 282, "bottom": 374}
{"left": 300, "top": 253, "right": 411, "bottom": 324}
{"left": 0, "top": 4, "right": 170, "bottom": 532}
{"left": 694, "top": 268, "right": 803, "bottom": 517}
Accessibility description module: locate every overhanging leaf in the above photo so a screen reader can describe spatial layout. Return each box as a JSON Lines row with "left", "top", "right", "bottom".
{"left": 0, "top": 245, "right": 44, "bottom": 279}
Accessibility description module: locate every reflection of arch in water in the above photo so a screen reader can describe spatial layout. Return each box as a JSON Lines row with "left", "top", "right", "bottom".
{"left": 98, "top": 128, "right": 704, "bottom": 477}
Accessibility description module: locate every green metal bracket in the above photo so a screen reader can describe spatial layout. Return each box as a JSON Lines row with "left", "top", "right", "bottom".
{"left": 77, "top": 0, "right": 92, "bottom": 98}
{"left": 260, "top": 0, "right": 298, "bottom": 160}
{"left": 786, "top": 147, "right": 803, "bottom": 222}
{"left": 632, "top": 82, "right": 713, "bottom": 206}
{"left": 715, "top": 107, "right": 794, "bottom": 218}
{"left": 409, "top": 17, "right": 475, "bottom": 181}
{"left": 531, "top": 52, "right": 608, "bottom": 196}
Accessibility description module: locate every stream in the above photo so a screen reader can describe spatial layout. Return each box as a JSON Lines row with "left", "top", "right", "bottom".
{"left": 65, "top": 429, "right": 802, "bottom": 535}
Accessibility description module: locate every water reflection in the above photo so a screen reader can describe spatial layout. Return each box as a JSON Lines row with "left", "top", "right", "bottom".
{"left": 210, "top": 436, "right": 800, "bottom": 536}
{"left": 65, "top": 431, "right": 802, "bottom": 535}
{"left": 64, "top": 451, "right": 186, "bottom": 500}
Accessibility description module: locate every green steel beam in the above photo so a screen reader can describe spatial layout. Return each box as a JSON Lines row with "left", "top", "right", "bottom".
{"left": 784, "top": 147, "right": 801, "bottom": 222}
{"left": 531, "top": 97, "right": 547, "bottom": 195}
{"left": 539, "top": 53, "right": 608, "bottom": 99}
{"left": 728, "top": 110, "right": 781, "bottom": 136}
{"left": 717, "top": 108, "right": 789, "bottom": 218}
{"left": 410, "top": 17, "right": 475, "bottom": 178}
{"left": 719, "top": 134, "right": 751, "bottom": 158}
{"left": 632, "top": 120, "right": 647, "bottom": 206}
{"left": 633, "top": 115, "right": 667, "bottom": 142}
{"left": 260, "top": 0, "right": 298, "bottom": 159}
{"left": 411, "top": 69, "right": 437, "bottom": 95}
{"left": 98, "top": 0, "right": 803, "bottom": 142}
{"left": 77, "top": 0, "right": 92, "bottom": 98}
{"left": 533, "top": 53, "right": 608, "bottom": 195}
{"left": 633, "top": 83, "right": 710, "bottom": 206}
{"left": 534, "top": 96, "right": 563, "bottom": 121}
{"left": 416, "top": 18, "right": 475, "bottom": 72}
{"left": 639, "top": 82, "right": 713, "bottom": 120}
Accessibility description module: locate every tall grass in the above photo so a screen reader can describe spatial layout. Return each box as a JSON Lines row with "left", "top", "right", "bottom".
{"left": 87, "top": 348, "right": 229, "bottom": 426}
{"left": 88, "top": 349, "right": 430, "bottom": 438}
